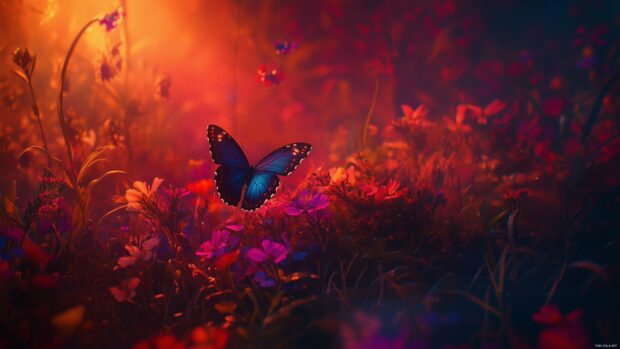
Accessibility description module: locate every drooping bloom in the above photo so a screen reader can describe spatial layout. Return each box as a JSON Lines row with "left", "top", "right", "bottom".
{"left": 275, "top": 41, "right": 299, "bottom": 55}
{"left": 155, "top": 75, "right": 171, "bottom": 99}
{"left": 117, "top": 237, "right": 160, "bottom": 268}
{"left": 125, "top": 177, "right": 164, "bottom": 213}
{"left": 12, "top": 48, "right": 35, "bottom": 77}
{"left": 246, "top": 239, "right": 288, "bottom": 264}
{"left": 109, "top": 277, "right": 140, "bottom": 303}
{"left": 285, "top": 190, "right": 329, "bottom": 217}
{"left": 99, "top": 9, "right": 123, "bottom": 32}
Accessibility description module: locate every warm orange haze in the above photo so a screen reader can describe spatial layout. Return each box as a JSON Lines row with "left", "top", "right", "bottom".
{"left": 1, "top": 0, "right": 619, "bottom": 348}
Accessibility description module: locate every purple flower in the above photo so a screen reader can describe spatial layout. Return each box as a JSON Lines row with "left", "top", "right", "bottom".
{"left": 99, "top": 9, "right": 123, "bottom": 32}
{"left": 252, "top": 270, "right": 275, "bottom": 288}
{"left": 196, "top": 230, "right": 232, "bottom": 260}
{"left": 285, "top": 190, "right": 329, "bottom": 217}
{"left": 246, "top": 239, "right": 288, "bottom": 264}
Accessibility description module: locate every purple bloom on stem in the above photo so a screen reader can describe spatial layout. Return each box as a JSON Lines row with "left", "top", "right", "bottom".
{"left": 285, "top": 190, "right": 329, "bottom": 217}
{"left": 252, "top": 270, "right": 275, "bottom": 288}
{"left": 99, "top": 9, "right": 123, "bottom": 32}
{"left": 246, "top": 239, "right": 288, "bottom": 264}
{"left": 196, "top": 230, "right": 229, "bottom": 259}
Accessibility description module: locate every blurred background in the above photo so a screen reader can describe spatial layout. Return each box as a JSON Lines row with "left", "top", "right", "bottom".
{"left": 1, "top": 0, "right": 619, "bottom": 187}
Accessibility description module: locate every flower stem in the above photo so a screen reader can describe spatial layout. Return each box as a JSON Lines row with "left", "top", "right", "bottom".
{"left": 57, "top": 18, "right": 99, "bottom": 177}
{"left": 26, "top": 75, "right": 51, "bottom": 167}
{"left": 57, "top": 17, "right": 100, "bottom": 247}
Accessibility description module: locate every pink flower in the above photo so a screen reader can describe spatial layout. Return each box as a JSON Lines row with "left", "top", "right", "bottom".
{"left": 246, "top": 239, "right": 288, "bottom": 264}
{"left": 285, "top": 190, "right": 329, "bottom": 217}
{"left": 117, "top": 237, "right": 160, "bottom": 268}
{"left": 125, "top": 177, "right": 164, "bottom": 213}
{"left": 109, "top": 277, "right": 140, "bottom": 303}
{"left": 196, "top": 230, "right": 231, "bottom": 260}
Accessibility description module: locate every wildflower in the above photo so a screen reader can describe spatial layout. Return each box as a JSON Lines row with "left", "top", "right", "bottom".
{"left": 0, "top": 258, "right": 10, "bottom": 279}
{"left": 189, "top": 326, "right": 229, "bottom": 349}
{"left": 125, "top": 177, "right": 164, "bottom": 212}
{"left": 533, "top": 305, "right": 590, "bottom": 349}
{"left": 196, "top": 230, "right": 232, "bottom": 260}
{"left": 103, "top": 118, "right": 124, "bottom": 146}
{"left": 329, "top": 167, "right": 347, "bottom": 184}
{"left": 275, "top": 41, "right": 299, "bottom": 54}
{"left": 117, "top": 237, "right": 160, "bottom": 268}
{"left": 257, "top": 64, "right": 284, "bottom": 86}
{"left": 96, "top": 54, "right": 120, "bottom": 82}
{"left": 186, "top": 179, "right": 215, "bottom": 197}
{"left": 246, "top": 239, "right": 288, "bottom": 264}
{"left": 455, "top": 100, "right": 505, "bottom": 126}
{"left": 109, "top": 277, "right": 140, "bottom": 303}
{"left": 375, "top": 179, "right": 405, "bottom": 201}
{"left": 215, "top": 249, "right": 240, "bottom": 269}
{"left": 399, "top": 104, "right": 429, "bottom": 127}
{"left": 12, "top": 48, "right": 35, "bottom": 78}
{"left": 542, "top": 97, "right": 564, "bottom": 118}
{"left": 285, "top": 190, "right": 329, "bottom": 217}
{"left": 99, "top": 9, "right": 123, "bottom": 32}
{"left": 503, "top": 188, "right": 528, "bottom": 209}
{"left": 252, "top": 270, "right": 275, "bottom": 288}
{"left": 155, "top": 75, "right": 171, "bottom": 99}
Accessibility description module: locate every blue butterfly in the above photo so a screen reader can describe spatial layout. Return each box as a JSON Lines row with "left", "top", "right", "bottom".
{"left": 207, "top": 125, "right": 312, "bottom": 211}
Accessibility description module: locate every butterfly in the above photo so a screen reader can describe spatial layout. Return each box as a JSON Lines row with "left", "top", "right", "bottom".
{"left": 207, "top": 125, "right": 312, "bottom": 211}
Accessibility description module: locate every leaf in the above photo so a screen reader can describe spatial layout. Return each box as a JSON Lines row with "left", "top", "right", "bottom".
{"left": 262, "top": 296, "right": 318, "bottom": 327}
{"left": 51, "top": 305, "right": 85, "bottom": 336}
{"left": 569, "top": 261, "right": 610, "bottom": 283}
{"left": 581, "top": 71, "right": 620, "bottom": 145}
{"left": 443, "top": 290, "right": 504, "bottom": 319}
{"left": 77, "top": 146, "right": 112, "bottom": 182}
{"left": 97, "top": 204, "right": 128, "bottom": 227}
{"left": 11, "top": 69, "right": 28, "bottom": 82}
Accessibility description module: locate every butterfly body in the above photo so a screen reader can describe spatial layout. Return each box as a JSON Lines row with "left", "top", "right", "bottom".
{"left": 207, "top": 125, "right": 311, "bottom": 211}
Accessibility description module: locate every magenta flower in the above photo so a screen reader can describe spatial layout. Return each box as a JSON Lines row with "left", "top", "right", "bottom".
{"left": 285, "top": 190, "right": 329, "bottom": 217}
{"left": 196, "top": 230, "right": 230, "bottom": 260}
{"left": 99, "top": 9, "right": 123, "bottom": 32}
{"left": 246, "top": 239, "right": 288, "bottom": 264}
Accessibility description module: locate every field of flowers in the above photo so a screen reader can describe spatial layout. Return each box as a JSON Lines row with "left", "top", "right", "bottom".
{"left": 1, "top": 1, "right": 619, "bottom": 348}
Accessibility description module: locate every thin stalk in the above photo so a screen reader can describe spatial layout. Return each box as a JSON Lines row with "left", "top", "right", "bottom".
{"left": 57, "top": 18, "right": 99, "bottom": 178}
{"left": 26, "top": 77, "right": 50, "bottom": 167}
{"left": 57, "top": 17, "right": 100, "bottom": 246}
{"left": 361, "top": 78, "right": 379, "bottom": 150}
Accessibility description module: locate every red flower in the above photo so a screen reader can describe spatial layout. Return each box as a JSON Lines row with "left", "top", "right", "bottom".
{"left": 542, "top": 97, "right": 564, "bottom": 118}
{"left": 533, "top": 305, "right": 590, "bottom": 349}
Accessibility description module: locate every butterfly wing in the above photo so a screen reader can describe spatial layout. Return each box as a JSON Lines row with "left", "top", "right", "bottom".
{"left": 214, "top": 165, "right": 248, "bottom": 207}
{"left": 207, "top": 125, "right": 251, "bottom": 207}
{"left": 254, "top": 143, "right": 312, "bottom": 175}
{"left": 241, "top": 143, "right": 311, "bottom": 210}
{"left": 241, "top": 171, "right": 280, "bottom": 211}
{"left": 207, "top": 125, "right": 250, "bottom": 169}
